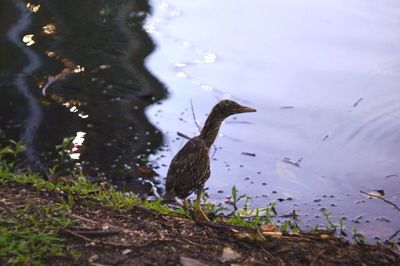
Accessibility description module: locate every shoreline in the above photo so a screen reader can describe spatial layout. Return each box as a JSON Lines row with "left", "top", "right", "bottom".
{"left": 1, "top": 169, "right": 398, "bottom": 265}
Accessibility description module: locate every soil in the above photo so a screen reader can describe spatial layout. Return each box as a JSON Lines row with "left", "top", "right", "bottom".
{"left": 1, "top": 183, "right": 399, "bottom": 266}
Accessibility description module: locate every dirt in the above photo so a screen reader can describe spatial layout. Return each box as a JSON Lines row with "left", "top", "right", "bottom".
{"left": 1, "top": 183, "right": 399, "bottom": 265}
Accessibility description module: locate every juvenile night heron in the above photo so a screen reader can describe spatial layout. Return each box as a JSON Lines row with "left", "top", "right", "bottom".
{"left": 164, "top": 99, "right": 256, "bottom": 220}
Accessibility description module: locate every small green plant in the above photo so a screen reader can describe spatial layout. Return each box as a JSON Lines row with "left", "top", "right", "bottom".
{"left": 0, "top": 205, "right": 72, "bottom": 265}
{"left": 321, "top": 210, "right": 349, "bottom": 238}
{"left": 68, "top": 249, "right": 81, "bottom": 262}
{"left": 352, "top": 227, "right": 366, "bottom": 244}
{"left": 280, "top": 210, "right": 301, "bottom": 233}
{"left": 200, "top": 192, "right": 229, "bottom": 218}
{"left": 66, "top": 193, "right": 75, "bottom": 209}
{"left": 231, "top": 185, "right": 248, "bottom": 211}
{"left": 322, "top": 209, "right": 337, "bottom": 231}
{"left": 0, "top": 140, "right": 25, "bottom": 169}
{"left": 216, "top": 186, "right": 278, "bottom": 229}
{"left": 55, "top": 137, "right": 74, "bottom": 161}
{"left": 339, "top": 217, "right": 347, "bottom": 238}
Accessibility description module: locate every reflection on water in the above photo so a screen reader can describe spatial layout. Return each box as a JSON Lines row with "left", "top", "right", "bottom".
{"left": 0, "top": 0, "right": 166, "bottom": 193}
{"left": 145, "top": 0, "right": 400, "bottom": 240}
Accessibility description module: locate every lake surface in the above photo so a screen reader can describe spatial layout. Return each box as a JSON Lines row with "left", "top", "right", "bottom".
{"left": 144, "top": 0, "right": 400, "bottom": 240}
{"left": 0, "top": 0, "right": 166, "bottom": 192}
{"left": 0, "top": 0, "right": 399, "bottom": 241}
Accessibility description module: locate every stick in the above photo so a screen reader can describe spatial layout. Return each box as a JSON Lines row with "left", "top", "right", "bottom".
{"left": 389, "top": 228, "right": 400, "bottom": 240}
{"left": 68, "top": 213, "right": 98, "bottom": 225}
{"left": 68, "top": 229, "right": 120, "bottom": 236}
{"left": 61, "top": 228, "right": 95, "bottom": 242}
{"left": 310, "top": 249, "right": 327, "bottom": 266}
{"left": 177, "top": 131, "right": 191, "bottom": 140}
{"left": 68, "top": 213, "right": 136, "bottom": 233}
{"left": 211, "top": 145, "right": 218, "bottom": 160}
{"left": 241, "top": 152, "right": 256, "bottom": 157}
{"left": 190, "top": 99, "right": 201, "bottom": 132}
{"left": 195, "top": 220, "right": 252, "bottom": 232}
{"left": 353, "top": 97, "right": 363, "bottom": 108}
{"left": 360, "top": 191, "right": 400, "bottom": 212}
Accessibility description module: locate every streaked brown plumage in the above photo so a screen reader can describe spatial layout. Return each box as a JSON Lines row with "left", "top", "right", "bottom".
{"left": 165, "top": 100, "right": 256, "bottom": 204}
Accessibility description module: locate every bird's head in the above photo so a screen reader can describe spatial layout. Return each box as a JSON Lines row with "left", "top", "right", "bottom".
{"left": 211, "top": 99, "right": 256, "bottom": 119}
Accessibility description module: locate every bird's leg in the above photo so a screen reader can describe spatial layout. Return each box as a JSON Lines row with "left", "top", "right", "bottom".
{"left": 194, "top": 187, "right": 210, "bottom": 221}
{"left": 183, "top": 199, "right": 190, "bottom": 213}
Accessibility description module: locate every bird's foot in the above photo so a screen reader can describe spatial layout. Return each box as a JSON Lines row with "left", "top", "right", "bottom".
{"left": 194, "top": 199, "right": 210, "bottom": 222}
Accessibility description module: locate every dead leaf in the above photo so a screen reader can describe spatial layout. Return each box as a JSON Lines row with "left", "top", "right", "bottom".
{"left": 260, "top": 224, "right": 278, "bottom": 232}
{"left": 180, "top": 256, "right": 207, "bottom": 266}
{"left": 320, "top": 234, "right": 334, "bottom": 240}
{"left": 220, "top": 247, "right": 241, "bottom": 262}
{"left": 262, "top": 231, "right": 283, "bottom": 237}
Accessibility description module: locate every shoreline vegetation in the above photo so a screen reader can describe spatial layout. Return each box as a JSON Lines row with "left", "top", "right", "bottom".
{"left": 0, "top": 141, "right": 399, "bottom": 265}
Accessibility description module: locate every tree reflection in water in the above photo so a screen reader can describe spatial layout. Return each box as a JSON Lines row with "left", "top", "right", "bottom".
{"left": 0, "top": 0, "right": 167, "bottom": 195}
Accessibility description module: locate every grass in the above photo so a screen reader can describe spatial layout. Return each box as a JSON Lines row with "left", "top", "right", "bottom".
{"left": 0, "top": 206, "right": 71, "bottom": 265}
{"left": 0, "top": 140, "right": 187, "bottom": 264}
{"left": 0, "top": 139, "right": 359, "bottom": 264}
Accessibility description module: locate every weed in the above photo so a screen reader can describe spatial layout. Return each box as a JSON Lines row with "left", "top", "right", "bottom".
{"left": 280, "top": 210, "right": 301, "bottom": 233}
{"left": 0, "top": 205, "right": 72, "bottom": 265}
{"left": 200, "top": 192, "right": 229, "bottom": 218}
{"left": 339, "top": 217, "right": 347, "bottom": 238}
{"left": 230, "top": 185, "right": 248, "bottom": 211}
{"left": 322, "top": 209, "right": 337, "bottom": 231}
{"left": 352, "top": 227, "right": 366, "bottom": 244}
{"left": 209, "top": 186, "right": 278, "bottom": 229}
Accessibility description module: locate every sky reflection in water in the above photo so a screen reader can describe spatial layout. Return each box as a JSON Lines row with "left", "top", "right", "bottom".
{"left": 145, "top": 0, "right": 400, "bottom": 240}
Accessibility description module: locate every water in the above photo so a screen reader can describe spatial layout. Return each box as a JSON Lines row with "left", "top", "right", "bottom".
{"left": 0, "top": 0, "right": 399, "bottom": 241}
{"left": 0, "top": 0, "right": 166, "bottom": 192}
{"left": 145, "top": 0, "right": 400, "bottom": 240}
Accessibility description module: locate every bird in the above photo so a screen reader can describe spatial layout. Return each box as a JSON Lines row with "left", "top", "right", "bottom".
{"left": 164, "top": 99, "right": 256, "bottom": 220}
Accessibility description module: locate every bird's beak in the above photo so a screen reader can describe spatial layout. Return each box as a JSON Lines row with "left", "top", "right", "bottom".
{"left": 235, "top": 104, "right": 257, "bottom": 113}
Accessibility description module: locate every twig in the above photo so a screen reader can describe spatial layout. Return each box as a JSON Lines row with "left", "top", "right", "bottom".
{"left": 176, "top": 237, "right": 207, "bottom": 249}
{"left": 276, "top": 256, "right": 286, "bottom": 266}
{"left": 69, "top": 213, "right": 98, "bottom": 225}
{"left": 190, "top": 99, "right": 201, "bottom": 133}
{"left": 310, "top": 249, "right": 327, "bottom": 266}
{"left": 101, "top": 241, "right": 132, "bottom": 247}
{"left": 211, "top": 145, "right": 218, "bottom": 160}
{"left": 360, "top": 191, "right": 400, "bottom": 212}
{"left": 177, "top": 131, "right": 191, "bottom": 140}
{"left": 68, "top": 213, "right": 136, "bottom": 233}
{"left": 282, "top": 157, "right": 303, "bottom": 168}
{"left": 68, "top": 229, "right": 120, "bottom": 236}
{"left": 61, "top": 228, "right": 95, "bottom": 242}
{"left": 259, "top": 246, "right": 285, "bottom": 266}
{"left": 195, "top": 220, "right": 252, "bottom": 232}
{"left": 389, "top": 228, "right": 400, "bottom": 240}
{"left": 353, "top": 97, "right": 363, "bottom": 108}
{"left": 241, "top": 152, "right": 256, "bottom": 157}
{"left": 186, "top": 101, "right": 219, "bottom": 160}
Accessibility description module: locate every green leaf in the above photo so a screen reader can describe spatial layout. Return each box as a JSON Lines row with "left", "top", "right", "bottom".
{"left": 67, "top": 194, "right": 75, "bottom": 208}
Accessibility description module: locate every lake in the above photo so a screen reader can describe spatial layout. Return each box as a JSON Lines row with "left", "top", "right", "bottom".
{"left": 145, "top": 0, "right": 400, "bottom": 241}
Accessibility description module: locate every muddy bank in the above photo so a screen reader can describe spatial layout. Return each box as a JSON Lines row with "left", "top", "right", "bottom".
{"left": 1, "top": 183, "right": 399, "bottom": 265}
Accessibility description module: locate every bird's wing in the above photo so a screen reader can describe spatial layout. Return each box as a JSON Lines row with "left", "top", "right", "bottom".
{"left": 165, "top": 138, "right": 210, "bottom": 198}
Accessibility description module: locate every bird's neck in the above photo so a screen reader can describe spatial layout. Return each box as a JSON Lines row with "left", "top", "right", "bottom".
{"left": 199, "top": 113, "right": 224, "bottom": 148}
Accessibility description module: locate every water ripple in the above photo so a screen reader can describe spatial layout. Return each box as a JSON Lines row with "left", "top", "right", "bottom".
{"left": 6, "top": 1, "right": 43, "bottom": 169}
